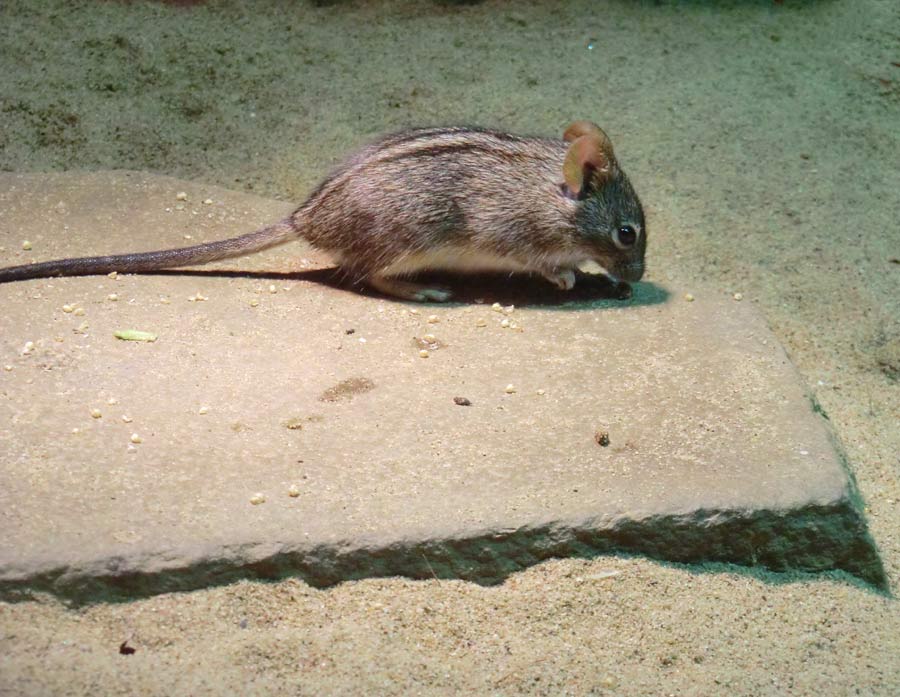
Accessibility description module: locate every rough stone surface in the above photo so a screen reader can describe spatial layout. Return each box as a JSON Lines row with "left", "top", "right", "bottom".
{"left": 0, "top": 172, "right": 884, "bottom": 603}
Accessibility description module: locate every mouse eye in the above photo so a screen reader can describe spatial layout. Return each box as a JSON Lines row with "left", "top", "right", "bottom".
{"left": 613, "top": 225, "right": 638, "bottom": 249}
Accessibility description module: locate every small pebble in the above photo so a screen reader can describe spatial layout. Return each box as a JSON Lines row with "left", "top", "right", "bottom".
{"left": 684, "top": 293, "right": 695, "bottom": 302}
{"left": 422, "top": 333, "right": 436, "bottom": 343}
{"left": 249, "top": 299, "right": 260, "bottom": 307}
{"left": 188, "top": 293, "right": 207, "bottom": 302}
{"left": 107, "top": 397, "right": 118, "bottom": 405}
{"left": 199, "top": 406, "right": 209, "bottom": 415}
{"left": 426, "top": 314, "right": 439, "bottom": 324}
{"left": 73, "top": 307, "right": 86, "bottom": 317}
{"left": 733, "top": 292, "right": 743, "bottom": 301}
{"left": 90, "top": 408, "right": 102, "bottom": 419}
{"left": 595, "top": 429, "right": 611, "bottom": 447}
{"left": 62, "top": 304, "right": 75, "bottom": 313}
{"left": 453, "top": 396, "right": 472, "bottom": 406}
{"left": 249, "top": 493, "right": 266, "bottom": 505}
{"left": 22, "top": 240, "right": 33, "bottom": 251}
{"left": 419, "top": 349, "right": 430, "bottom": 358}
{"left": 130, "top": 433, "right": 142, "bottom": 444}
{"left": 175, "top": 191, "right": 188, "bottom": 201}
{"left": 491, "top": 302, "right": 503, "bottom": 313}
{"left": 202, "top": 198, "right": 214, "bottom": 205}
{"left": 21, "top": 341, "right": 35, "bottom": 355}
{"left": 108, "top": 271, "right": 119, "bottom": 280}
{"left": 503, "top": 305, "right": 515, "bottom": 315}
{"left": 536, "top": 389, "right": 545, "bottom": 396}
{"left": 3, "top": 365, "right": 12, "bottom": 372}
{"left": 107, "top": 293, "right": 118, "bottom": 302}
{"left": 122, "top": 415, "right": 133, "bottom": 423}
{"left": 504, "top": 384, "right": 516, "bottom": 394}
{"left": 500, "top": 319, "right": 511, "bottom": 328}
{"left": 475, "top": 319, "right": 487, "bottom": 327}
{"left": 268, "top": 284, "right": 277, "bottom": 294}
{"left": 72, "top": 427, "right": 81, "bottom": 435}
{"left": 287, "top": 485, "right": 301, "bottom": 498}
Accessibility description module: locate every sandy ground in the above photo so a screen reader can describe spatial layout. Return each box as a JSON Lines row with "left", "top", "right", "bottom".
{"left": 0, "top": 0, "right": 898, "bottom": 695}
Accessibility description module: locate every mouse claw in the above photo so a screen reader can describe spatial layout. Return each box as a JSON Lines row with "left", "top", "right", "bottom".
{"left": 414, "top": 287, "right": 454, "bottom": 303}
{"left": 542, "top": 269, "right": 577, "bottom": 291}
{"left": 367, "top": 276, "right": 453, "bottom": 302}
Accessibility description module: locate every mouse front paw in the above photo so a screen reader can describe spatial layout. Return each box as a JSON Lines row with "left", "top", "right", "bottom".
{"left": 541, "top": 269, "right": 577, "bottom": 291}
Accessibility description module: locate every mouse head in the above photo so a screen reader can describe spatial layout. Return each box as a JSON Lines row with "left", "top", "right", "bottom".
{"left": 562, "top": 121, "right": 646, "bottom": 282}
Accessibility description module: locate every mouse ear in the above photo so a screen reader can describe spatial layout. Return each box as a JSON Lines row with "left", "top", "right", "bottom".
{"left": 563, "top": 120, "right": 610, "bottom": 145}
{"left": 562, "top": 135, "right": 615, "bottom": 200}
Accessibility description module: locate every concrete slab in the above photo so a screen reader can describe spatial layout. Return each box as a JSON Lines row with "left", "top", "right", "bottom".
{"left": 0, "top": 172, "right": 884, "bottom": 603}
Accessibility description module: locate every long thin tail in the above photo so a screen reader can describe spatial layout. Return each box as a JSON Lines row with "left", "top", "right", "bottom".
{"left": 0, "top": 219, "right": 299, "bottom": 283}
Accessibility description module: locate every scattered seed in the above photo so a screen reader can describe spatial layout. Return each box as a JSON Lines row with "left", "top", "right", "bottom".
{"left": 198, "top": 406, "right": 209, "bottom": 415}
{"left": 73, "top": 307, "right": 86, "bottom": 317}
{"left": 21, "top": 341, "right": 35, "bottom": 355}
{"left": 453, "top": 396, "right": 472, "bottom": 406}
{"left": 62, "top": 304, "right": 75, "bottom": 313}
{"left": 504, "top": 384, "right": 516, "bottom": 394}
{"left": 72, "top": 427, "right": 81, "bottom": 435}
{"left": 426, "top": 314, "right": 439, "bottom": 324}
{"left": 419, "top": 349, "right": 430, "bottom": 358}
{"left": 122, "top": 415, "right": 133, "bottom": 423}
{"left": 188, "top": 293, "right": 207, "bottom": 302}
{"left": 249, "top": 493, "right": 266, "bottom": 505}
{"left": 500, "top": 318, "right": 511, "bottom": 328}
{"left": 491, "top": 302, "right": 503, "bottom": 313}
{"left": 422, "top": 333, "right": 436, "bottom": 343}
{"left": 268, "top": 284, "right": 277, "bottom": 294}
{"left": 3, "top": 365, "right": 12, "bottom": 372}
{"left": 107, "top": 397, "right": 118, "bottom": 405}
{"left": 22, "top": 240, "right": 33, "bottom": 250}
{"left": 114, "top": 329, "right": 157, "bottom": 342}
{"left": 202, "top": 198, "right": 214, "bottom": 205}
{"left": 107, "top": 293, "right": 118, "bottom": 302}
{"left": 599, "top": 675, "right": 618, "bottom": 689}
{"left": 733, "top": 292, "right": 743, "bottom": 301}
{"left": 287, "top": 485, "right": 301, "bottom": 498}
{"left": 536, "top": 389, "right": 546, "bottom": 396}
{"left": 90, "top": 408, "right": 102, "bottom": 419}
{"left": 475, "top": 319, "right": 487, "bottom": 327}
{"left": 588, "top": 570, "right": 622, "bottom": 580}
{"left": 108, "top": 271, "right": 119, "bottom": 280}
{"left": 684, "top": 293, "right": 695, "bottom": 302}
{"left": 503, "top": 305, "right": 515, "bottom": 315}
{"left": 249, "top": 299, "right": 260, "bottom": 307}
{"left": 285, "top": 417, "right": 304, "bottom": 430}
{"left": 175, "top": 191, "right": 188, "bottom": 201}
{"left": 130, "top": 433, "right": 142, "bottom": 444}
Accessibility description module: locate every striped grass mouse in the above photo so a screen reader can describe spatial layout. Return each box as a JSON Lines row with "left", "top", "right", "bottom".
{"left": 0, "top": 120, "right": 646, "bottom": 302}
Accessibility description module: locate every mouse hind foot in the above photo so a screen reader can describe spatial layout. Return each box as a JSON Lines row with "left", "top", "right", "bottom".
{"left": 367, "top": 275, "right": 453, "bottom": 303}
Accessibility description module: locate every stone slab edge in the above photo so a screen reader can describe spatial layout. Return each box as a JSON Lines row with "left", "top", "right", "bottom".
{"left": 0, "top": 493, "right": 886, "bottom": 605}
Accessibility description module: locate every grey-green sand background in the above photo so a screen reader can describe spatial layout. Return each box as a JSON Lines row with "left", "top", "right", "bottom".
{"left": 1, "top": 0, "right": 898, "bottom": 694}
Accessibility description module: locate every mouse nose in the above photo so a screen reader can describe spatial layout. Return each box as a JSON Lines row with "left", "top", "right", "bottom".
{"left": 620, "top": 261, "right": 644, "bottom": 282}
